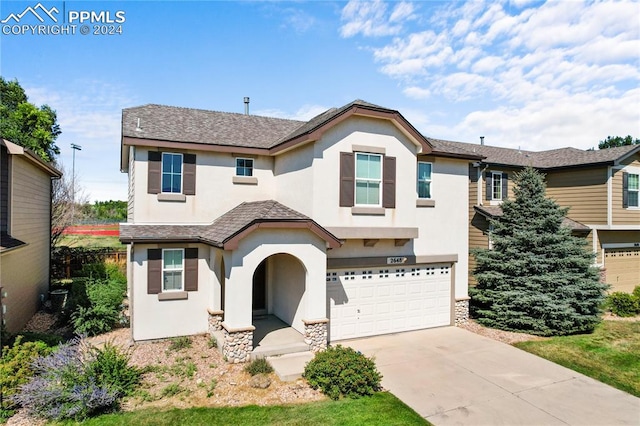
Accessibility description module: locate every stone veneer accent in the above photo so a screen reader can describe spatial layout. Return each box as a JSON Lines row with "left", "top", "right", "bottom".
{"left": 303, "top": 319, "right": 328, "bottom": 352}
{"left": 455, "top": 298, "right": 470, "bottom": 326}
{"left": 207, "top": 309, "right": 224, "bottom": 333}
{"left": 221, "top": 323, "right": 254, "bottom": 363}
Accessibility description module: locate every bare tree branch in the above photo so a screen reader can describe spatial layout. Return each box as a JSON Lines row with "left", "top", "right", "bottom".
{"left": 51, "top": 162, "right": 87, "bottom": 247}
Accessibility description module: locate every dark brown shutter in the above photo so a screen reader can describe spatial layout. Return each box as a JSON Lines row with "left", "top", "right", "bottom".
{"left": 147, "top": 249, "right": 162, "bottom": 294}
{"left": 183, "top": 154, "right": 196, "bottom": 195}
{"left": 622, "top": 172, "right": 629, "bottom": 208}
{"left": 184, "top": 248, "right": 198, "bottom": 291}
{"left": 485, "top": 171, "right": 492, "bottom": 200}
{"left": 340, "top": 152, "right": 355, "bottom": 207}
{"left": 148, "top": 151, "right": 161, "bottom": 194}
{"left": 502, "top": 173, "right": 508, "bottom": 200}
{"left": 383, "top": 156, "right": 396, "bottom": 208}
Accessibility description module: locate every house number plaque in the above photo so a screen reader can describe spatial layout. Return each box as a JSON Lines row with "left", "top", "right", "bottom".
{"left": 387, "top": 257, "right": 407, "bottom": 265}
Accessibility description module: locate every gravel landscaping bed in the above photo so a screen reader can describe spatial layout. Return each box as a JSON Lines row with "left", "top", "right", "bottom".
{"left": 7, "top": 311, "right": 325, "bottom": 425}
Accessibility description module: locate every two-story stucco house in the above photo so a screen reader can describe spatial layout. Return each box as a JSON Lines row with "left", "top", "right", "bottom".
{"left": 430, "top": 139, "right": 640, "bottom": 293}
{"left": 1, "top": 139, "right": 62, "bottom": 333}
{"left": 119, "top": 100, "right": 481, "bottom": 362}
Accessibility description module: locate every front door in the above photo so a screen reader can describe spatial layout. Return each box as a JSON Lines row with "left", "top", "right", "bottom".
{"left": 252, "top": 259, "right": 267, "bottom": 315}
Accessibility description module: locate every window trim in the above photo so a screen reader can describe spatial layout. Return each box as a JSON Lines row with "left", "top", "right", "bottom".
{"left": 162, "top": 248, "right": 184, "bottom": 292}
{"left": 161, "top": 152, "right": 183, "bottom": 194}
{"left": 417, "top": 161, "right": 433, "bottom": 199}
{"left": 491, "top": 171, "right": 503, "bottom": 201}
{"left": 235, "top": 157, "right": 254, "bottom": 177}
{"left": 355, "top": 152, "right": 383, "bottom": 207}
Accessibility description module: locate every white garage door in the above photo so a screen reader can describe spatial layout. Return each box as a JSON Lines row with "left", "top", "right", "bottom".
{"left": 327, "top": 264, "right": 452, "bottom": 341}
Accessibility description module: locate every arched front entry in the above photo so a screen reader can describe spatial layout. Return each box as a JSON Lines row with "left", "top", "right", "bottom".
{"left": 252, "top": 253, "right": 306, "bottom": 334}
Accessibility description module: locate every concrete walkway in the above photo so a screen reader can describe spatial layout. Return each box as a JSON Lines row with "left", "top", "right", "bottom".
{"left": 346, "top": 327, "right": 640, "bottom": 425}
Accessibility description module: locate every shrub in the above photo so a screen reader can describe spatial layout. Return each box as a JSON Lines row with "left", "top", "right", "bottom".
{"left": 70, "top": 278, "right": 127, "bottom": 336}
{"left": 85, "top": 342, "right": 141, "bottom": 396}
{"left": 633, "top": 286, "right": 640, "bottom": 301}
{"left": 607, "top": 292, "right": 640, "bottom": 317}
{"left": 167, "top": 336, "right": 192, "bottom": 352}
{"left": 11, "top": 337, "right": 140, "bottom": 421}
{"left": 244, "top": 358, "right": 273, "bottom": 376}
{"left": 0, "top": 337, "right": 53, "bottom": 418}
{"left": 8, "top": 332, "right": 64, "bottom": 347}
{"left": 104, "top": 259, "right": 126, "bottom": 285}
{"left": 303, "top": 345, "right": 381, "bottom": 400}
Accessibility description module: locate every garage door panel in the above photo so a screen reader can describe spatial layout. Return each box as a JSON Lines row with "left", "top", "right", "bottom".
{"left": 328, "top": 264, "right": 452, "bottom": 341}
{"left": 605, "top": 248, "right": 640, "bottom": 293}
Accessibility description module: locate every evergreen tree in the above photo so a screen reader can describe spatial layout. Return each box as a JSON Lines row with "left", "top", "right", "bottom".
{"left": 470, "top": 167, "right": 607, "bottom": 336}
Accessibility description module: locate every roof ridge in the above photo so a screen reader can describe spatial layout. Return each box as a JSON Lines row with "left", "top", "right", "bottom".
{"left": 124, "top": 103, "right": 305, "bottom": 123}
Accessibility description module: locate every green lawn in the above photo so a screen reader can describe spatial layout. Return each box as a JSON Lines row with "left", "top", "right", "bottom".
{"left": 56, "top": 392, "right": 428, "bottom": 426}
{"left": 57, "top": 234, "right": 124, "bottom": 248}
{"left": 515, "top": 320, "right": 640, "bottom": 397}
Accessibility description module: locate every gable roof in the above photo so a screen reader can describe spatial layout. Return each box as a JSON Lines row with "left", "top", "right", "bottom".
{"left": 428, "top": 138, "right": 640, "bottom": 169}
{"left": 474, "top": 205, "right": 590, "bottom": 233}
{"left": 121, "top": 100, "right": 482, "bottom": 170}
{"left": 119, "top": 200, "right": 341, "bottom": 249}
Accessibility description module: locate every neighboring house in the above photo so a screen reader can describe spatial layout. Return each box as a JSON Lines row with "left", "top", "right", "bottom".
{"left": 0, "top": 139, "right": 62, "bottom": 333}
{"left": 429, "top": 139, "right": 640, "bottom": 293}
{"left": 119, "top": 100, "right": 481, "bottom": 362}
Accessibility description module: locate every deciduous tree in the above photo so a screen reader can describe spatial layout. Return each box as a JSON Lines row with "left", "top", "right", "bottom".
{"left": 598, "top": 135, "right": 640, "bottom": 149}
{"left": 0, "top": 77, "right": 60, "bottom": 162}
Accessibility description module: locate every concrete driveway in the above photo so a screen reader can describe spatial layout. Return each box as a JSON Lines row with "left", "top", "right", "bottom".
{"left": 346, "top": 327, "right": 639, "bottom": 425}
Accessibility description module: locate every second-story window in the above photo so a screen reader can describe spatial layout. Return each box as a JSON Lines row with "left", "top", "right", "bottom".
{"left": 417, "top": 162, "right": 432, "bottom": 199}
{"left": 492, "top": 172, "right": 502, "bottom": 200}
{"left": 627, "top": 173, "right": 639, "bottom": 207}
{"left": 355, "top": 153, "right": 382, "bottom": 205}
{"left": 236, "top": 158, "right": 254, "bottom": 177}
{"left": 162, "top": 153, "right": 183, "bottom": 193}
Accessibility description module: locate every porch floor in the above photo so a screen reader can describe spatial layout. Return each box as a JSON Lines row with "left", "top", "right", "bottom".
{"left": 252, "top": 315, "right": 309, "bottom": 359}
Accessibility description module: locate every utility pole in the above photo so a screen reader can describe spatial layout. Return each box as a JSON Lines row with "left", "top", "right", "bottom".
{"left": 71, "top": 143, "right": 82, "bottom": 223}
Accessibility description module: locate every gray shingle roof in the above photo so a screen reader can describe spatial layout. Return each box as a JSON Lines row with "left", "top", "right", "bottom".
{"left": 119, "top": 200, "right": 334, "bottom": 246}
{"left": 122, "top": 100, "right": 480, "bottom": 158}
{"left": 428, "top": 138, "right": 639, "bottom": 169}
{"left": 122, "top": 105, "right": 304, "bottom": 149}
{"left": 0, "top": 232, "right": 26, "bottom": 252}
{"left": 474, "top": 205, "right": 590, "bottom": 232}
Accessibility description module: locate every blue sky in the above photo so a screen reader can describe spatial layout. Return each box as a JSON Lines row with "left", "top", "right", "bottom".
{"left": 1, "top": 0, "right": 638, "bottom": 202}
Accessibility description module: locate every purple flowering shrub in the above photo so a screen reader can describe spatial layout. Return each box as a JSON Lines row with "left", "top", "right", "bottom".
{"left": 11, "top": 336, "right": 140, "bottom": 421}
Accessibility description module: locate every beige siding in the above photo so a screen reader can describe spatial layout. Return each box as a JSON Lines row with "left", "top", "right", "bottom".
{"left": 612, "top": 158, "right": 640, "bottom": 225}
{"left": 468, "top": 165, "right": 490, "bottom": 286}
{"left": 545, "top": 167, "right": 608, "bottom": 224}
{"left": 1, "top": 157, "right": 52, "bottom": 333}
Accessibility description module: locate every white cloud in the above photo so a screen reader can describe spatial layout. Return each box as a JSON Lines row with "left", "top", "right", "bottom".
{"left": 254, "top": 104, "right": 329, "bottom": 121}
{"left": 282, "top": 8, "right": 316, "bottom": 34}
{"left": 344, "top": 0, "right": 639, "bottom": 148}
{"left": 403, "top": 86, "right": 431, "bottom": 100}
{"left": 340, "top": 0, "right": 415, "bottom": 38}
{"left": 24, "top": 81, "right": 136, "bottom": 201}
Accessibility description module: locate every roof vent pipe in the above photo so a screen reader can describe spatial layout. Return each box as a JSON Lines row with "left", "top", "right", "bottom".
{"left": 480, "top": 136, "right": 484, "bottom": 145}
{"left": 244, "top": 97, "right": 250, "bottom": 115}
